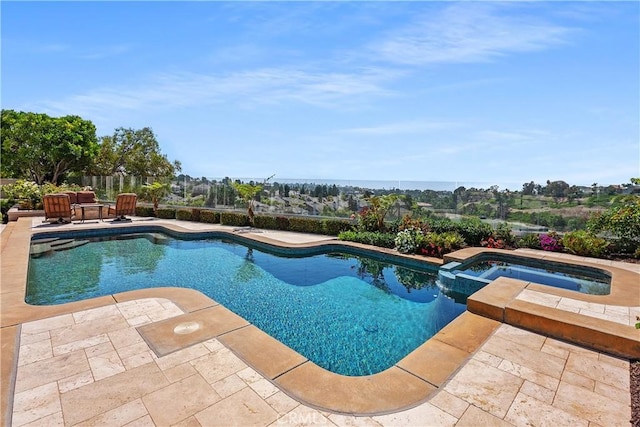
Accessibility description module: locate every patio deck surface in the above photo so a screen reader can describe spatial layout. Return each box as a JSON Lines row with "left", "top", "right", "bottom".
{"left": 1, "top": 216, "right": 638, "bottom": 426}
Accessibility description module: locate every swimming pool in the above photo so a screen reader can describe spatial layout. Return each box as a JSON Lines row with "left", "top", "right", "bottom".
{"left": 27, "top": 229, "right": 466, "bottom": 376}
{"left": 438, "top": 253, "right": 611, "bottom": 295}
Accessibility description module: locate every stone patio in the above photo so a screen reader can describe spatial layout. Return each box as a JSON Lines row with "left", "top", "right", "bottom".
{"left": 1, "top": 217, "right": 638, "bottom": 426}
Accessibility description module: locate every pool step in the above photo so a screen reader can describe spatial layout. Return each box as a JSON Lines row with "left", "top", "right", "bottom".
{"left": 49, "top": 239, "right": 75, "bottom": 247}
{"left": 52, "top": 240, "right": 89, "bottom": 252}
{"left": 30, "top": 238, "right": 90, "bottom": 257}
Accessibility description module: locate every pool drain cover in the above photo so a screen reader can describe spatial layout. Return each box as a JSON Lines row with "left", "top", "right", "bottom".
{"left": 173, "top": 321, "right": 201, "bottom": 335}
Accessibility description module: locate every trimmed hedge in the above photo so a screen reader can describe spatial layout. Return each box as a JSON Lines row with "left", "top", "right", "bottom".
{"left": 200, "top": 210, "right": 220, "bottom": 224}
{"left": 338, "top": 231, "right": 396, "bottom": 248}
{"left": 220, "top": 211, "right": 249, "bottom": 227}
{"left": 191, "top": 208, "right": 201, "bottom": 222}
{"left": 135, "top": 206, "right": 155, "bottom": 217}
{"left": 254, "top": 215, "right": 278, "bottom": 230}
{"left": 322, "top": 219, "right": 353, "bottom": 236}
{"left": 289, "top": 217, "right": 324, "bottom": 234}
{"left": 176, "top": 209, "right": 193, "bottom": 221}
{"left": 156, "top": 208, "right": 176, "bottom": 219}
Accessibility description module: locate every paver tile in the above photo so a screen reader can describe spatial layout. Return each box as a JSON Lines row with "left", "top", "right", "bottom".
{"left": 19, "top": 331, "right": 49, "bottom": 345}
{"left": 171, "top": 415, "right": 202, "bottom": 427}
{"left": 12, "top": 382, "right": 61, "bottom": 427}
{"left": 20, "top": 314, "right": 74, "bottom": 335}
{"left": 593, "top": 381, "right": 631, "bottom": 405}
{"left": 75, "top": 398, "right": 148, "bottom": 427}
{"left": 212, "top": 373, "right": 247, "bottom": 398}
{"left": 481, "top": 335, "right": 565, "bottom": 379}
{"left": 153, "top": 343, "right": 210, "bottom": 371}
{"left": 73, "top": 305, "right": 121, "bottom": 324}
{"left": 327, "top": 413, "right": 382, "bottom": 426}
{"left": 505, "top": 392, "right": 587, "bottom": 427}
{"left": 15, "top": 350, "right": 89, "bottom": 393}
{"left": 88, "top": 350, "right": 126, "bottom": 380}
{"left": 372, "top": 401, "right": 457, "bottom": 427}
{"left": 124, "top": 415, "right": 156, "bottom": 426}
{"left": 191, "top": 347, "right": 249, "bottom": 384}
{"left": 560, "top": 370, "right": 595, "bottom": 391}
{"left": 277, "top": 406, "right": 336, "bottom": 426}
{"left": 60, "top": 362, "right": 170, "bottom": 425}
{"left": 564, "top": 352, "right": 630, "bottom": 390}
{"left": 265, "top": 391, "right": 300, "bottom": 416}
{"left": 17, "top": 339, "right": 52, "bottom": 366}
{"left": 497, "top": 359, "right": 559, "bottom": 391}
{"left": 57, "top": 370, "right": 94, "bottom": 394}
{"left": 428, "top": 390, "right": 470, "bottom": 418}
{"left": 21, "top": 411, "right": 64, "bottom": 427}
{"left": 195, "top": 387, "right": 278, "bottom": 427}
{"left": 553, "top": 382, "right": 631, "bottom": 426}
{"left": 519, "top": 380, "right": 555, "bottom": 405}
{"left": 53, "top": 333, "right": 110, "bottom": 356}
{"left": 161, "top": 362, "right": 198, "bottom": 383}
{"left": 50, "top": 314, "right": 130, "bottom": 347}
{"left": 443, "top": 359, "right": 522, "bottom": 418}
{"left": 455, "top": 405, "right": 514, "bottom": 427}
{"left": 143, "top": 374, "right": 221, "bottom": 426}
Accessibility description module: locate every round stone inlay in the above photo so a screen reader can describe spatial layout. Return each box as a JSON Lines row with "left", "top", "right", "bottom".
{"left": 173, "top": 321, "right": 201, "bottom": 335}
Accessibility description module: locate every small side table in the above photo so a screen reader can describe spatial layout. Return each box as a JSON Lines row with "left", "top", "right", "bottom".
{"left": 77, "top": 204, "right": 105, "bottom": 223}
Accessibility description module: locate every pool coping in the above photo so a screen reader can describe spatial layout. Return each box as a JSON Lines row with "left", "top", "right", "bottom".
{"left": 1, "top": 218, "right": 639, "bottom": 422}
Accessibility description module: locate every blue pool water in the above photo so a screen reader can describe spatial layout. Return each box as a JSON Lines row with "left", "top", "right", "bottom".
{"left": 27, "top": 231, "right": 467, "bottom": 376}
{"left": 439, "top": 255, "right": 611, "bottom": 295}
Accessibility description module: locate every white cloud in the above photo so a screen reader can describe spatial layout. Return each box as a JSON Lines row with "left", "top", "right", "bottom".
{"left": 337, "top": 119, "right": 460, "bottom": 136}
{"left": 370, "top": 3, "right": 575, "bottom": 65}
{"left": 34, "top": 65, "right": 401, "bottom": 118}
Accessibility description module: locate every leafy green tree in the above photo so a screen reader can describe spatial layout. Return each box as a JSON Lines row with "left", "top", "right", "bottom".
{"left": 89, "top": 127, "right": 181, "bottom": 177}
{"left": 587, "top": 196, "right": 640, "bottom": 245}
{"left": 140, "top": 181, "right": 171, "bottom": 214}
{"left": 233, "top": 175, "right": 274, "bottom": 226}
{"left": 1, "top": 109, "right": 99, "bottom": 184}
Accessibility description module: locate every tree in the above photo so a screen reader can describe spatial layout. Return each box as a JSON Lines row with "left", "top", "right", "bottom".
{"left": 89, "top": 127, "right": 181, "bottom": 178}
{"left": 140, "top": 181, "right": 171, "bottom": 214}
{"left": 588, "top": 196, "right": 640, "bottom": 245}
{"left": 233, "top": 175, "right": 274, "bottom": 226}
{"left": 1, "top": 109, "right": 99, "bottom": 184}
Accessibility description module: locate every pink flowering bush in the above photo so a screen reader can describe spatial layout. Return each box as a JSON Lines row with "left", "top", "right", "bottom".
{"left": 539, "top": 232, "right": 562, "bottom": 252}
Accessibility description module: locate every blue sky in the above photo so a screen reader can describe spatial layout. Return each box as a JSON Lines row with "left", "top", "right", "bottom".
{"left": 2, "top": 1, "right": 639, "bottom": 190}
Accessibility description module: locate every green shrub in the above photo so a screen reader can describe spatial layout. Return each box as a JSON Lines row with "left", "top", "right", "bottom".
{"left": 220, "top": 212, "right": 249, "bottom": 227}
{"left": 395, "top": 229, "right": 423, "bottom": 254}
{"left": 200, "top": 210, "right": 220, "bottom": 224}
{"left": 176, "top": 209, "right": 193, "bottom": 221}
{"left": 419, "top": 231, "right": 466, "bottom": 257}
{"left": 156, "top": 208, "right": 176, "bottom": 219}
{"left": 276, "top": 216, "right": 290, "bottom": 231}
{"left": 253, "top": 215, "right": 278, "bottom": 229}
{"left": 495, "top": 222, "right": 516, "bottom": 247}
{"left": 455, "top": 218, "right": 493, "bottom": 246}
{"left": 191, "top": 208, "right": 201, "bottom": 222}
{"left": 518, "top": 233, "right": 541, "bottom": 249}
{"left": 289, "top": 217, "right": 324, "bottom": 234}
{"left": 561, "top": 230, "right": 610, "bottom": 258}
{"left": 135, "top": 206, "right": 155, "bottom": 217}
{"left": 322, "top": 219, "right": 354, "bottom": 236}
{"left": 338, "top": 231, "right": 396, "bottom": 248}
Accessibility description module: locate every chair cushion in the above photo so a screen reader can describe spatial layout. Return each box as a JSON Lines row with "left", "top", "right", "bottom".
{"left": 63, "top": 191, "right": 78, "bottom": 204}
{"left": 76, "top": 191, "right": 97, "bottom": 204}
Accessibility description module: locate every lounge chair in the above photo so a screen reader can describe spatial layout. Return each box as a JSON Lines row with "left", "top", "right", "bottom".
{"left": 108, "top": 193, "right": 137, "bottom": 221}
{"left": 43, "top": 194, "right": 75, "bottom": 223}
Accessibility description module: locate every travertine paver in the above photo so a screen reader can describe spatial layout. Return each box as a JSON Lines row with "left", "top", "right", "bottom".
{"left": 518, "top": 289, "right": 640, "bottom": 326}
{"left": 9, "top": 298, "right": 633, "bottom": 427}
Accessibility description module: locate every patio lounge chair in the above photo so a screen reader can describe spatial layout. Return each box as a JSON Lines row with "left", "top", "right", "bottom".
{"left": 108, "top": 193, "right": 137, "bottom": 221}
{"left": 43, "top": 193, "right": 75, "bottom": 223}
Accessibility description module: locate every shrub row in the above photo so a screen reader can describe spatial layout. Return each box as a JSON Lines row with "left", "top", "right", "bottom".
{"left": 337, "top": 231, "right": 396, "bottom": 248}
